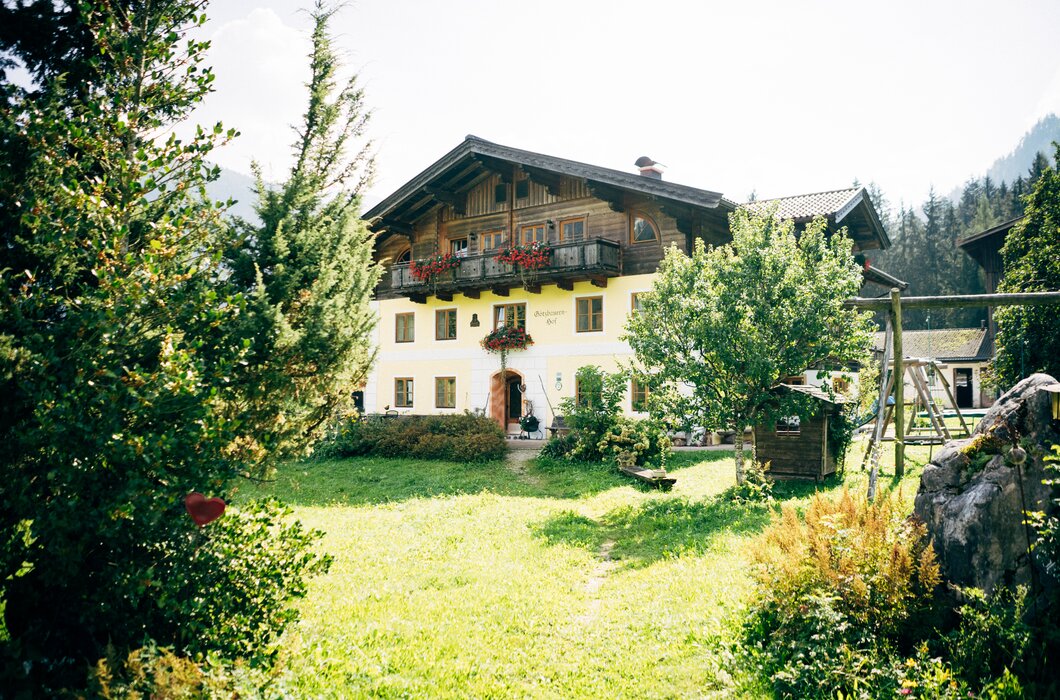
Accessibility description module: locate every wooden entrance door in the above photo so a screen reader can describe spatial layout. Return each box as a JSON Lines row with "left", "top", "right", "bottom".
{"left": 489, "top": 370, "right": 523, "bottom": 432}
{"left": 954, "top": 368, "right": 974, "bottom": 409}
{"left": 506, "top": 376, "right": 523, "bottom": 427}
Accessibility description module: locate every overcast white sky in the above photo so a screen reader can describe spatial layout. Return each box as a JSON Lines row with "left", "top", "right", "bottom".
{"left": 186, "top": 0, "right": 1060, "bottom": 210}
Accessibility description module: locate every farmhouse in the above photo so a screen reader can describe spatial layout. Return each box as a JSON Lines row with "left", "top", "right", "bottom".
{"left": 363, "top": 136, "right": 890, "bottom": 432}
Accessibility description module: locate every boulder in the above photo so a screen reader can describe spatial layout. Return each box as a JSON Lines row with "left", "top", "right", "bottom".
{"left": 914, "top": 373, "right": 1060, "bottom": 596}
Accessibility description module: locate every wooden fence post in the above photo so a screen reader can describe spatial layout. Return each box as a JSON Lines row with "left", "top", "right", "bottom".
{"left": 890, "top": 288, "right": 905, "bottom": 478}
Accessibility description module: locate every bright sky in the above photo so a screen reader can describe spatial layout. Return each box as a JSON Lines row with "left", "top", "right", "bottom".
{"left": 188, "top": 0, "right": 1060, "bottom": 211}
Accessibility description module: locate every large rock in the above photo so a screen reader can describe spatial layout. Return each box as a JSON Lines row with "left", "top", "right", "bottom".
{"left": 914, "top": 373, "right": 1060, "bottom": 596}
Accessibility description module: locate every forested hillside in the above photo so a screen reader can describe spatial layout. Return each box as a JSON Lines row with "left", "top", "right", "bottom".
{"left": 865, "top": 115, "right": 1058, "bottom": 330}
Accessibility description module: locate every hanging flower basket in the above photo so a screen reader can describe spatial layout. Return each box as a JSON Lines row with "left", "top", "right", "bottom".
{"left": 481, "top": 325, "right": 534, "bottom": 373}
{"left": 410, "top": 252, "right": 458, "bottom": 291}
{"left": 496, "top": 242, "right": 552, "bottom": 289}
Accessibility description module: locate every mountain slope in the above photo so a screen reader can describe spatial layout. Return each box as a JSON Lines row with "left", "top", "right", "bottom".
{"left": 205, "top": 166, "right": 259, "bottom": 221}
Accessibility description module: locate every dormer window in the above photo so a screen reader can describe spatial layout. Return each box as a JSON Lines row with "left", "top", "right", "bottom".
{"left": 630, "top": 212, "right": 659, "bottom": 244}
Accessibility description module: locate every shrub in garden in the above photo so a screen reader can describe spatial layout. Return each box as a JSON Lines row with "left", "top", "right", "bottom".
{"left": 557, "top": 366, "right": 626, "bottom": 462}
{"left": 744, "top": 489, "right": 942, "bottom": 698}
{"left": 596, "top": 416, "right": 671, "bottom": 468}
{"left": 319, "top": 413, "right": 506, "bottom": 462}
{"left": 540, "top": 432, "right": 578, "bottom": 460}
{"left": 724, "top": 460, "right": 774, "bottom": 503}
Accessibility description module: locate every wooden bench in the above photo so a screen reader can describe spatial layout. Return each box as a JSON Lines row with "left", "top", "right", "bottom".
{"left": 547, "top": 415, "right": 569, "bottom": 438}
{"left": 619, "top": 465, "right": 676, "bottom": 490}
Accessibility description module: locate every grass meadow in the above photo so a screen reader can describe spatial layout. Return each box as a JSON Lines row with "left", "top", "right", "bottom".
{"left": 241, "top": 439, "right": 932, "bottom": 698}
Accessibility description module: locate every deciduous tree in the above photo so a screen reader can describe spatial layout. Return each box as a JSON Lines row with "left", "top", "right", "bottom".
{"left": 994, "top": 143, "right": 1060, "bottom": 387}
{"left": 625, "top": 209, "right": 872, "bottom": 484}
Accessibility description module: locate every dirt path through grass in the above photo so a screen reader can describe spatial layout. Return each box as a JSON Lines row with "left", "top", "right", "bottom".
{"left": 245, "top": 442, "right": 929, "bottom": 697}
{"left": 504, "top": 445, "right": 545, "bottom": 487}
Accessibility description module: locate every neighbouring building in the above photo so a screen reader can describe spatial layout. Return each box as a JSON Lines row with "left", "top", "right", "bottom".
{"left": 363, "top": 136, "right": 891, "bottom": 433}
{"left": 872, "top": 327, "right": 994, "bottom": 409}
{"left": 957, "top": 216, "right": 1022, "bottom": 356}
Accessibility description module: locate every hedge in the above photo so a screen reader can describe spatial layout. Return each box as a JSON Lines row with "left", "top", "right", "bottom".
{"left": 319, "top": 413, "right": 507, "bottom": 462}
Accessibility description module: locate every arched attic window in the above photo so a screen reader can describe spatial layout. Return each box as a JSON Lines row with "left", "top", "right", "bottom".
{"left": 395, "top": 247, "right": 412, "bottom": 264}
{"left": 629, "top": 211, "right": 660, "bottom": 244}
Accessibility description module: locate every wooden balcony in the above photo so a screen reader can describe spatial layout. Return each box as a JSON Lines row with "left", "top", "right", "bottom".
{"left": 377, "top": 239, "right": 622, "bottom": 303}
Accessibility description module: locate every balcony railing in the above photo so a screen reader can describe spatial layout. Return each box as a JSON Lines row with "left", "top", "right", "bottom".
{"left": 377, "top": 238, "right": 622, "bottom": 300}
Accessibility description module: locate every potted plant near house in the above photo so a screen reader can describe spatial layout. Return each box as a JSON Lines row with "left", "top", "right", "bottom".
{"left": 496, "top": 241, "right": 551, "bottom": 289}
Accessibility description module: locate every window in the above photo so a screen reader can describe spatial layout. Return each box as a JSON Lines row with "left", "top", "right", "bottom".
{"left": 395, "top": 312, "right": 415, "bottom": 343}
{"left": 783, "top": 375, "right": 806, "bottom": 386}
{"left": 576, "top": 296, "right": 603, "bottom": 332}
{"left": 559, "top": 217, "right": 585, "bottom": 242}
{"left": 631, "top": 292, "right": 646, "bottom": 314}
{"left": 395, "top": 247, "right": 412, "bottom": 264}
{"left": 480, "top": 230, "right": 506, "bottom": 251}
{"left": 515, "top": 178, "right": 529, "bottom": 199}
{"left": 494, "top": 183, "right": 508, "bottom": 204}
{"left": 832, "top": 376, "right": 851, "bottom": 393}
{"left": 776, "top": 416, "right": 801, "bottom": 436}
{"left": 435, "top": 309, "right": 457, "bottom": 340}
{"left": 435, "top": 377, "right": 456, "bottom": 408}
{"left": 630, "top": 212, "right": 659, "bottom": 244}
{"left": 631, "top": 378, "right": 649, "bottom": 412}
{"left": 450, "top": 237, "right": 469, "bottom": 256}
{"left": 575, "top": 377, "right": 601, "bottom": 408}
{"left": 494, "top": 303, "right": 526, "bottom": 330}
{"left": 519, "top": 223, "right": 546, "bottom": 245}
{"left": 395, "top": 378, "right": 414, "bottom": 408}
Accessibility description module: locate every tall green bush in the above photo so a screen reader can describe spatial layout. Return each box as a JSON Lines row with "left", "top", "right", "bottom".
{"left": 624, "top": 208, "right": 873, "bottom": 484}
{"left": 0, "top": 0, "right": 367, "bottom": 683}
{"left": 994, "top": 143, "right": 1060, "bottom": 387}
{"left": 557, "top": 365, "right": 626, "bottom": 462}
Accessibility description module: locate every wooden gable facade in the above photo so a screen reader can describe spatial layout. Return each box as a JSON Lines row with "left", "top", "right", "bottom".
{"left": 367, "top": 136, "right": 892, "bottom": 304}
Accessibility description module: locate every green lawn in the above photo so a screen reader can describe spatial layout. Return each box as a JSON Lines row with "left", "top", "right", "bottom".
{"left": 242, "top": 439, "right": 930, "bottom": 698}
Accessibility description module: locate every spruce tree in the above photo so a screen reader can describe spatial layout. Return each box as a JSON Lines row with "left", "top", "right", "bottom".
{"left": 224, "top": 0, "right": 381, "bottom": 459}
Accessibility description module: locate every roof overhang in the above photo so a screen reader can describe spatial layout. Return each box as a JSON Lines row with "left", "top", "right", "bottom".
{"left": 364, "top": 135, "right": 731, "bottom": 240}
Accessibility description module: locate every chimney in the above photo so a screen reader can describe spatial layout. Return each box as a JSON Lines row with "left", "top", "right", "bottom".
{"left": 635, "top": 156, "right": 664, "bottom": 180}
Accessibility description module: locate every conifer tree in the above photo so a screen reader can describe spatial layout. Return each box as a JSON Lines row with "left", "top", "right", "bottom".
{"left": 224, "top": 0, "right": 381, "bottom": 459}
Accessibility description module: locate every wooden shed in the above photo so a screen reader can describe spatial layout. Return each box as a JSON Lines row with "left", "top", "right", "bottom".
{"left": 754, "top": 384, "right": 848, "bottom": 481}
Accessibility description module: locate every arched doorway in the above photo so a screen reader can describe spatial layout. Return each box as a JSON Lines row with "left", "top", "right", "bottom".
{"left": 489, "top": 369, "right": 524, "bottom": 433}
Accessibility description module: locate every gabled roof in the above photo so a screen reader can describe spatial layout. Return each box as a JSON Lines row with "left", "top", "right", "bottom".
{"left": 743, "top": 187, "right": 890, "bottom": 250}
{"left": 872, "top": 327, "right": 990, "bottom": 363}
{"left": 957, "top": 216, "right": 1022, "bottom": 250}
{"left": 364, "top": 135, "right": 732, "bottom": 232}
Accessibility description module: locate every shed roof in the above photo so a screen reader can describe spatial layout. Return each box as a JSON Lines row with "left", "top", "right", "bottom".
{"left": 957, "top": 216, "right": 1022, "bottom": 251}
{"left": 775, "top": 383, "right": 849, "bottom": 404}
{"left": 872, "top": 327, "right": 990, "bottom": 362}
